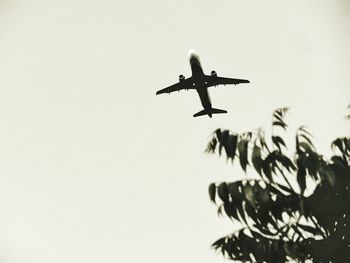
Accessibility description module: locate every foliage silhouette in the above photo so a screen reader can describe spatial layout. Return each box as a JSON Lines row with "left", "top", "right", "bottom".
{"left": 206, "top": 107, "right": 350, "bottom": 262}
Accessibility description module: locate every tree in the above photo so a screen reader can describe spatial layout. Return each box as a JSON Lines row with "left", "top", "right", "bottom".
{"left": 206, "top": 107, "right": 350, "bottom": 262}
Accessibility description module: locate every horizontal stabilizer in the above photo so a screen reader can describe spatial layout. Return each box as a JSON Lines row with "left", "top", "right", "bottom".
{"left": 211, "top": 108, "right": 227, "bottom": 114}
{"left": 193, "top": 109, "right": 207, "bottom": 117}
{"left": 193, "top": 108, "right": 227, "bottom": 117}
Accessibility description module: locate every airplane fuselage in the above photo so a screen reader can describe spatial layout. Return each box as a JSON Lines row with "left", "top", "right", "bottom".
{"left": 189, "top": 53, "right": 213, "bottom": 117}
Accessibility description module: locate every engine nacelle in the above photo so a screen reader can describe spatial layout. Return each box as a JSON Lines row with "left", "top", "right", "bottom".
{"left": 211, "top": 70, "right": 217, "bottom": 77}
{"left": 179, "top": 74, "right": 185, "bottom": 82}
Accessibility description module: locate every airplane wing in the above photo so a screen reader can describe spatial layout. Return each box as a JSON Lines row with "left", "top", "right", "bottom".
{"left": 205, "top": 75, "right": 249, "bottom": 88}
{"left": 156, "top": 78, "right": 194, "bottom": 95}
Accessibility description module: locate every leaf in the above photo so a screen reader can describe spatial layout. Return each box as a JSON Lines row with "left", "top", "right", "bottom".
{"left": 297, "top": 223, "right": 320, "bottom": 236}
{"left": 217, "top": 130, "right": 229, "bottom": 156}
{"left": 245, "top": 202, "right": 259, "bottom": 223}
{"left": 224, "top": 134, "right": 238, "bottom": 160}
{"left": 208, "top": 183, "right": 216, "bottom": 203}
{"left": 257, "top": 130, "right": 268, "bottom": 149}
{"left": 300, "top": 134, "right": 314, "bottom": 148}
{"left": 250, "top": 229, "right": 265, "bottom": 240}
{"left": 305, "top": 152, "right": 321, "bottom": 179}
{"left": 345, "top": 138, "right": 350, "bottom": 152}
{"left": 272, "top": 136, "right": 286, "bottom": 151}
{"left": 212, "top": 237, "right": 226, "bottom": 249}
{"left": 205, "top": 137, "right": 217, "bottom": 153}
{"left": 263, "top": 150, "right": 295, "bottom": 175}
{"left": 275, "top": 183, "right": 294, "bottom": 194}
{"left": 215, "top": 129, "right": 222, "bottom": 140}
{"left": 298, "top": 141, "right": 313, "bottom": 153}
{"left": 332, "top": 137, "right": 350, "bottom": 157}
{"left": 218, "top": 183, "right": 229, "bottom": 202}
{"left": 226, "top": 238, "right": 236, "bottom": 258}
{"left": 297, "top": 169, "right": 306, "bottom": 194}
{"left": 228, "top": 182, "right": 244, "bottom": 200}
{"left": 331, "top": 156, "right": 347, "bottom": 168}
{"left": 273, "top": 114, "right": 284, "bottom": 123}
{"left": 280, "top": 107, "right": 290, "bottom": 113}
{"left": 262, "top": 159, "right": 273, "bottom": 181}
{"left": 252, "top": 145, "right": 263, "bottom": 175}
{"left": 236, "top": 201, "right": 248, "bottom": 224}
{"left": 244, "top": 183, "right": 256, "bottom": 207}
{"left": 273, "top": 107, "right": 289, "bottom": 119}
{"left": 258, "top": 225, "right": 275, "bottom": 236}
{"left": 224, "top": 202, "right": 238, "bottom": 220}
{"left": 273, "top": 121, "right": 287, "bottom": 130}
{"left": 298, "top": 126, "right": 313, "bottom": 136}
{"left": 217, "top": 205, "right": 223, "bottom": 216}
{"left": 220, "top": 130, "right": 229, "bottom": 142}
{"left": 238, "top": 138, "right": 249, "bottom": 172}
{"left": 291, "top": 225, "right": 305, "bottom": 239}
{"left": 279, "top": 155, "right": 296, "bottom": 172}
{"left": 272, "top": 108, "right": 289, "bottom": 131}
{"left": 332, "top": 138, "right": 344, "bottom": 153}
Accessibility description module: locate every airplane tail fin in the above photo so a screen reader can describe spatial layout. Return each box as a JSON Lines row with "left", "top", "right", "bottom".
{"left": 193, "top": 108, "right": 227, "bottom": 118}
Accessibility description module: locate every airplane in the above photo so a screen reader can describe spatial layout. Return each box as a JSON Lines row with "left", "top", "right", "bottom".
{"left": 156, "top": 50, "right": 250, "bottom": 118}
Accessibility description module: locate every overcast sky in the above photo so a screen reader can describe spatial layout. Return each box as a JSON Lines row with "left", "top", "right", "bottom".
{"left": 0, "top": 1, "right": 349, "bottom": 262}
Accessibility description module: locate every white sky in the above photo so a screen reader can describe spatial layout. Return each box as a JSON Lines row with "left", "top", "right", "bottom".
{"left": 0, "top": 0, "right": 349, "bottom": 262}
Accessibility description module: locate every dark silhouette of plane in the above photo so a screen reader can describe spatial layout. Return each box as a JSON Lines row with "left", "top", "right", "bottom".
{"left": 156, "top": 51, "right": 250, "bottom": 118}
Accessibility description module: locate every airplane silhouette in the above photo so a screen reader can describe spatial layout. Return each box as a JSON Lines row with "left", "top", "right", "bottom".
{"left": 156, "top": 51, "right": 250, "bottom": 118}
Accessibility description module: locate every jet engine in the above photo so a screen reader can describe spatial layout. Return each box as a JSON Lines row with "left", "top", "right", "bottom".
{"left": 211, "top": 70, "right": 217, "bottom": 77}
{"left": 179, "top": 74, "right": 185, "bottom": 82}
